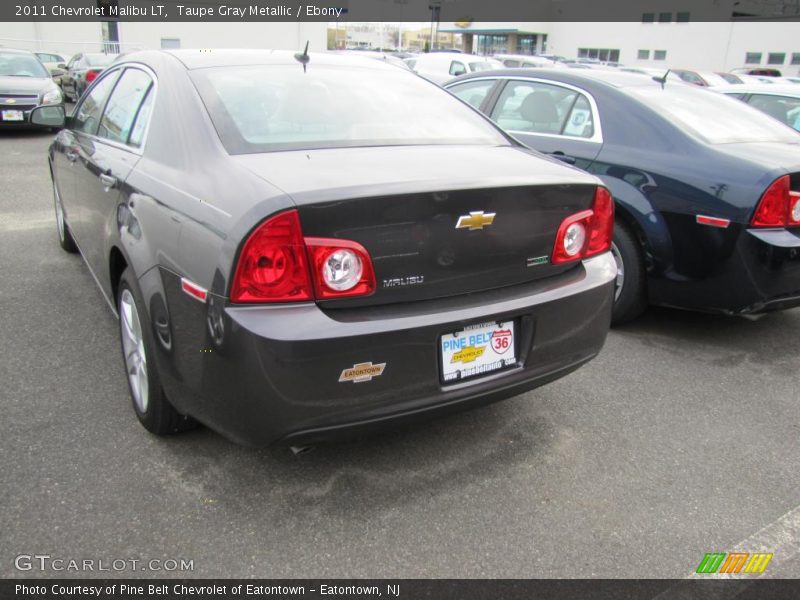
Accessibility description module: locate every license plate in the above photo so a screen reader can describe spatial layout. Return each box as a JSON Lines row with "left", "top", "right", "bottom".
{"left": 440, "top": 320, "right": 516, "bottom": 383}
{"left": 1, "top": 110, "right": 24, "bottom": 122}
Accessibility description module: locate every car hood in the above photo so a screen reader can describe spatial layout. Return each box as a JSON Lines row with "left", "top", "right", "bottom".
{"left": 233, "top": 144, "right": 600, "bottom": 204}
{"left": 0, "top": 76, "right": 53, "bottom": 95}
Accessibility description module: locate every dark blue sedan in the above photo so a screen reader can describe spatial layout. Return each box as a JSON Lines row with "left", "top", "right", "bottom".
{"left": 445, "top": 69, "right": 800, "bottom": 323}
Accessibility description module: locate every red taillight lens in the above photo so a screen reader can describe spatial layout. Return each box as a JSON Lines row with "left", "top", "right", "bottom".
{"left": 85, "top": 69, "right": 100, "bottom": 83}
{"left": 305, "top": 238, "right": 376, "bottom": 299}
{"left": 230, "top": 210, "right": 376, "bottom": 303}
{"left": 230, "top": 210, "right": 313, "bottom": 303}
{"left": 552, "top": 186, "right": 615, "bottom": 264}
{"left": 751, "top": 175, "right": 793, "bottom": 227}
{"left": 585, "top": 186, "right": 614, "bottom": 258}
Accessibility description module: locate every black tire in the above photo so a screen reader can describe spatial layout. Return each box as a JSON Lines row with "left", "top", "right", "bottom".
{"left": 117, "top": 268, "right": 197, "bottom": 436}
{"left": 53, "top": 179, "right": 78, "bottom": 253}
{"left": 611, "top": 221, "right": 647, "bottom": 325}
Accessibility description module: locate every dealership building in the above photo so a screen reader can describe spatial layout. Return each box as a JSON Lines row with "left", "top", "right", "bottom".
{"left": 440, "top": 20, "right": 800, "bottom": 74}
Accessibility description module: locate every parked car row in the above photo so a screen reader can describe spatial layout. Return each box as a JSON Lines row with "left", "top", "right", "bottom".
{"left": 9, "top": 48, "right": 800, "bottom": 449}
{"left": 445, "top": 68, "right": 800, "bottom": 324}
{"left": 0, "top": 47, "right": 118, "bottom": 129}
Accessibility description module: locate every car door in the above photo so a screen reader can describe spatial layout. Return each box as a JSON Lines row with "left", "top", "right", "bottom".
{"left": 74, "top": 66, "right": 155, "bottom": 291}
{"left": 485, "top": 79, "right": 603, "bottom": 170}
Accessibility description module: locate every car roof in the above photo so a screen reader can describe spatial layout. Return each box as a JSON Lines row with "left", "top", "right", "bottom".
{"left": 157, "top": 49, "right": 401, "bottom": 71}
{"left": 448, "top": 67, "right": 669, "bottom": 89}
{"left": 715, "top": 84, "right": 800, "bottom": 96}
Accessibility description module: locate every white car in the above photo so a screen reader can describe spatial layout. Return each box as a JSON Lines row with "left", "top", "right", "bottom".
{"left": 410, "top": 52, "right": 503, "bottom": 85}
{"left": 714, "top": 84, "right": 800, "bottom": 131}
{"left": 493, "top": 54, "right": 566, "bottom": 69}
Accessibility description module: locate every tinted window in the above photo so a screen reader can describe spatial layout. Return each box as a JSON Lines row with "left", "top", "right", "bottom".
{"left": 490, "top": 80, "right": 589, "bottom": 136}
{"left": 72, "top": 70, "right": 121, "bottom": 135}
{"left": 128, "top": 87, "right": 155, "bottom": 147}
{"left": 448, "top": 79, "right": 496, "bottom": 109}
{"left": 191, "top": 65, "right": 508, "bottom": 154}
{"left": 85, "top": 54, "right": 116, "bottom": 67}
{"left": 627, "top": 85, "right": 799, "bottom": 144}
{"left": 449, "top": 61, "right": 467, "bottom": 76}
{"left": 98, "top": 68, "right": 153, "bottom": 144}
{"left": 747, "top": 94, "right": 800, "bottom": 130}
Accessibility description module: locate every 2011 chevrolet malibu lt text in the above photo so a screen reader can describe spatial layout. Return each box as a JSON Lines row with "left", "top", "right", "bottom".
{"left": 41, "top": 49, "right": 616, "bottom": 446}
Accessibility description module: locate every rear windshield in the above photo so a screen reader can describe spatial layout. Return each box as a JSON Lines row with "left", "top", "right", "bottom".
{"left": 0, "top": 52, "right": 50, "bottom": 78}
{"left": 627, "top": 85, "right": 800, "bottom": 144}
{"left": 85, "top": 54, "right": 116, "bottom": 67}
{"left": 190, "top": 64, "right": 509, "bottom": 154}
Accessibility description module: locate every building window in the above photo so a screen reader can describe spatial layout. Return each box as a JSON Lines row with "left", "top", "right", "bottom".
{"left": 745, "top": 52, "right": 762, "bottom": 64}
{"left": 160, "top": 38, "right": 180, "bottom": 49}
{"left": 516, "top": 34, "right": 537, "bottom": 55}
{"left": 792, "top": 53, "right": 800, "bottom": 65}
{"left": 767, "top": 52, "right": 786, "bottom": 65}
{"left": 476, "top": 34, "right": 508, "bottom": 56}
{"left": 638, "top": 49, "right": 650, "bottom": 60}
{"left": 658, "top": 12, "right": 672, "bottom": 22}
{"left": 642, "top": 13, "right": 654, "bottom": 23}
{"left": 676, "top": 11, "right": 690, "bottom": 22}
{"left": 578, "top": 48, "right": 620, "bottom": 62}
{"left": 654, "top": 50, "right": 667, "bottom": 61}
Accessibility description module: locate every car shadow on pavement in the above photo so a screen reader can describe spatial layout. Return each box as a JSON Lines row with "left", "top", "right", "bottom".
{"left": 153, "top": 394, "right": 560, "bottom": 518}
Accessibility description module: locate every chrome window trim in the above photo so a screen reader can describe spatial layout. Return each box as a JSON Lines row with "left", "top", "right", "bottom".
{"left": 448, "top": 75, "right": 604, "bottom": 144}
{"left": 71, "top": 62, "right": 158, "bottom": 157}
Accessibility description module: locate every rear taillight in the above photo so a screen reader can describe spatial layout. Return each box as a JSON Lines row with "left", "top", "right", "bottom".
{"left": 751, "top": 175, "right": 800, "bottom": 227}
{"left": 85, "top": 69, "right": 100, "bottom": 83}
{"left": 305, "top": 238, "right": 375, "bottom": 299}
{"left": 230, "top": 209, "right": 376, "bottom": 304}
{"left": 552, "top": 186, "right": 615, "bottom": 264}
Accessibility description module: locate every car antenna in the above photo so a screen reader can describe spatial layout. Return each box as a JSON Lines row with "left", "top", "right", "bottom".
{"left": 652, "top": 69, "right": 671, "bottom": 89}
{"left": 294, "top": 41, "right": 310, "bottom": 73}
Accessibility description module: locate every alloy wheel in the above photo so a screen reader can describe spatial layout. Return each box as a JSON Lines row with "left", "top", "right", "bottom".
{"left": 119, "top": 289, "right": 149, "bottom": 413}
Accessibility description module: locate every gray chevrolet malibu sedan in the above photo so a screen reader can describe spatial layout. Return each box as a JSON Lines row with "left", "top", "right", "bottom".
{"left": 40, "top": 49, "right": 616, "bottom": 446}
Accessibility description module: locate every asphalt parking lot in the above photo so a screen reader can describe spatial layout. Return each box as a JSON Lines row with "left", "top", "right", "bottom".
{"left": 1, "top": 127, "right": 799, "bottom": 580}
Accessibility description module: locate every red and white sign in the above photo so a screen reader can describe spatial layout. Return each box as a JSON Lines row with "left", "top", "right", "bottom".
{"left": 490, "top": 329, "right": 512, "bottom": 354}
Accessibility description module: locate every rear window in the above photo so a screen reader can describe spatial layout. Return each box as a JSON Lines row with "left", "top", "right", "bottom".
{"left": 85, "top": 54, "right": 116, "bottom": 67}
{"left": 190, "top": 64, "right": 509, "bottom": 154}
{"left": 627, "top": 85, "right": 800, "bottom": 144}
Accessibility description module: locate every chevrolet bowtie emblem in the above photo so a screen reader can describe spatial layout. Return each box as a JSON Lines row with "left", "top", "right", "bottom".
{"left": 5, "top": 99, "right": 16, "bottom": 104}
{"left": 456, "top": 211, "right": 496, "bottom": 231}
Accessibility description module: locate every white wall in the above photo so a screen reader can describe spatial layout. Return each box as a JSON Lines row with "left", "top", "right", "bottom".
{"left": 546, "top": 22, "right": 800, "bottom": 74}
{"left": 117, "top": 22, "right": 327, "bottom": 53}
{"left": 0, "top": 21, "right": 104, "bottom": 58}
{"left": 0, "top": 21, "right": 327, "bottom": 59}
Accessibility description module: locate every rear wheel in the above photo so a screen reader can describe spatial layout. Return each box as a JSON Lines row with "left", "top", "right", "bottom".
{"left": 53, "top": 180, "right": 77, "bottom": 253}
{"left": 118, "top": 268, "right": 197, "bottom": 436}
{"left": 610, "top": 221, "right": 647, "bottom": 325}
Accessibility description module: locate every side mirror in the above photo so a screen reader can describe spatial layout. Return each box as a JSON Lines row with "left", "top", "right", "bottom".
{"left": 57, "top": 63, "right": 67, "bottom": 69}
{"left": 30, "top": 105, "right": 66, "bottom": 129}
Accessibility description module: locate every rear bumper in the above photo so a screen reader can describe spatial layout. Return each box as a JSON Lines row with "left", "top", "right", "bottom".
{"left": 650, "top": 226, "right": 800, "bottom": 315}
{"left": 159, "top": 253, "right": 616, "bottom": 446}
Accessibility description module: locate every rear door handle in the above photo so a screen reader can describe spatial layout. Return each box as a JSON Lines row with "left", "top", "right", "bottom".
{"left": 549, "top": 152, "right": 577, "bottom": 165}
{"left": 99, "top": 173, "right": 117, "bottom": 190}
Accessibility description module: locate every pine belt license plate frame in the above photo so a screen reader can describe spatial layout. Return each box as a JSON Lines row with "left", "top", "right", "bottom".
{"left": 439, "top": 319, "right": 518, "bottom": 385}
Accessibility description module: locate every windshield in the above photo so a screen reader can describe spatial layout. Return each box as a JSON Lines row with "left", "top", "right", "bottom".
{"left": 627, "top": 85, "right": 800, "bottom": 144}
{"left": 85, "top": 54, "right": 116, "bottom": 67}
{"left": 0, "top": 52, "right": 50, "bottom": 78}
{"left": 191, "top": 64, "right": 509, "bottom": 154}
